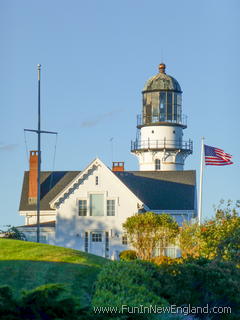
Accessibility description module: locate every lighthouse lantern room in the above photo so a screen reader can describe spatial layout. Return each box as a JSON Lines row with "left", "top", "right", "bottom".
{"left": 131, "top": 63, "right": 193, "bottom": 171}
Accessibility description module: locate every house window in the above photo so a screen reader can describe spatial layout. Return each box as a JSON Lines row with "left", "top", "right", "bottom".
{"left": 92, "top": 232, "right": 102, "bottom": 242}
{"left": 107, "top": 200, "right": 115, "bottom": 216}
{"left": 122, "top": 235, "right": 128, "bottom": 245}
{"left": 78, "top": 200, "right": 87, "bottom": 216}
{"left": 84, "top": 232, "right": 88, "bottom": 252}
{"left": 105, "top": 231, "right": 109, "bottom": 258}
{"left": 27, "top": 235, "right": 47, "bottom": 243}
{"left": 90, "top": 194, "right": 104, "bottom": 216}
{"left": 155, "top": 159, "right": 161, "bottom": 170}
{"left": 95, "top": 176, "right": 99, "bottom": 185}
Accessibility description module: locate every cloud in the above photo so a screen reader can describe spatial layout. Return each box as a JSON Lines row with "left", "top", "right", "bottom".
{"left": 80, "top": 109, "right": 122, "bottom": 128}
{"left": 0, "top": 143, "right": 18, "bottom": 151}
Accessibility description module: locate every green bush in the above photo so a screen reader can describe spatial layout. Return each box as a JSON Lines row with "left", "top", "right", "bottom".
{"left": 20, "top": 283, "right": 80, "bottom": 320}
{"left": 0, "top": 286, "right": 20, "bottom": 320}
{"left": 0, "top": 284, "right": 90, "bottom": 320}
{"left": 156, "top": 259, "right": 240, "bottom": 319}
{"left": 119, "top": 250, "right": 137, "bottom": 261}
{"left": 92, "top": 260, "right": 168, "bottom": 319}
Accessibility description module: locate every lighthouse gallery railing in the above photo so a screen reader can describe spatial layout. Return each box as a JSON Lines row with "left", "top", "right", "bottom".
{"left": 131, "top": 139, "right": 193, "bottom": 152}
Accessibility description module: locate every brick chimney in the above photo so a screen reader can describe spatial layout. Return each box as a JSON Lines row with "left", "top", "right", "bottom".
{"left": 28, "top": 151, "right": 38, "bottom": 204}
{"left": 112, "top": 162, "right": 124, "bottom": 172}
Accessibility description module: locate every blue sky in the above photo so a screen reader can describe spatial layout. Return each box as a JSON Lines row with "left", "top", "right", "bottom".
{"left": 1, "top": 0, "right": 239, "bottom": 227}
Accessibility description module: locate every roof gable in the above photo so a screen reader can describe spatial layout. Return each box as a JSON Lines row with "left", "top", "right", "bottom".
{"left": 50, "top": 158, "right": 143, "bottom": 208}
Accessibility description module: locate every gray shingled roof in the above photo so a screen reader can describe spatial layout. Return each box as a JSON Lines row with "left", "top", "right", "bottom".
{"left": 114, "top": 171, "right": 196, "bottom": 210}
{"left": 17, "top": 221, "right": 56, "bottom": 228}
{"left": 19, "top": 170, "right": 196, "bottom": 212}
{"left": 19, "top": 171, "right": 80, "bottom": 211}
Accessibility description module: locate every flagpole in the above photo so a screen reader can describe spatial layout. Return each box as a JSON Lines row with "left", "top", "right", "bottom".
{"left": 198, "top": 137, "right": 205, "bottom": 225}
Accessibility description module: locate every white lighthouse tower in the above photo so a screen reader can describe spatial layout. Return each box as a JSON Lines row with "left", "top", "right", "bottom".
{"left": 131, "top": 63, "right": 193, "bottom": 171}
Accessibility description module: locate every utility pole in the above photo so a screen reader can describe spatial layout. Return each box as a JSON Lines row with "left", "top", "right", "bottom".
{"left": 24, "top": 64, "right": 57, "bottom": 243}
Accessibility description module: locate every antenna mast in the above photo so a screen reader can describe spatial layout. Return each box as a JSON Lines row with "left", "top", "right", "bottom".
{"left": 24, "top": 64, "right": 58, "bottom": 243}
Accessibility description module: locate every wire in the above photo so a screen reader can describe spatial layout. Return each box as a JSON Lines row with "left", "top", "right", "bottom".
{"left": 49, "top": 133, "right": 58, "bottom": 191}
{"left": 24, "top": 130, "right": 29, "bottom": 165}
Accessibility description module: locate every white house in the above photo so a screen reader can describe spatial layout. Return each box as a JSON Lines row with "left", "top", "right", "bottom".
{"left": 18, "top": 63, "right": 197, "bottom": 259}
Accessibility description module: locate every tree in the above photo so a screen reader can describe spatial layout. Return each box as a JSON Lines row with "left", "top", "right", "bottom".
{"left": 0, "top": 226, "right": 26, "bottom": 241}
{"left": 201, "top": 200, "right": 240, "bottom": 263}
{"left": 179, "top": 200, "right": 240, "bottom": 264}
{"left": 123, "top": 212, "right": 179, "bottom": 260}
{"left": 179, "top": 222, "right": 202, "bottom": 258}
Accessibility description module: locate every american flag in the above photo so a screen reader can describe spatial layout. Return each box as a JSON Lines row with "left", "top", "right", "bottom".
{"left": 204, "top": 145, "right": 233, "bottom": 166}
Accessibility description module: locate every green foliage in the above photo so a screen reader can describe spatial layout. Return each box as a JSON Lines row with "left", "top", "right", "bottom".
{"left": 150, "top": 256, "right": 180, "bottom": 266}
{"left": 179, "top": 200, "right": 240, "bottom": 264}
{"left": 92, "top": 260, "right": 168, "bottom": 319}
{"left": 0, "top": 284, "right": 94, "bottom": 320}
{"left": 0, "top": 227, "right": 26, "bottom": 241}
{"left": 201, "top": 200, "right": 240, "bottom": 263}
{"left": 0, "top": 285, "right": 20, "bottom": 320}
{"left": 123, "top": 212, "right": 179, "bottom": 260}
{"left": 157, "top": 259, "right": 240, "bottom": 319}
{"left": 119, "top": 250, "right": 137, "bottom": 261}
{"left": 20, "top": 284, "right": 81, "bottom": 320}
{"left": 179, "top": 222, "right": 201, "bottom": 258}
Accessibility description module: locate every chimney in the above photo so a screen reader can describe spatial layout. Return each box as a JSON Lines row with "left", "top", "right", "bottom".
{"left": 112, "top": 162, "right": 124, "bottom": 172}
{"left": 28, "top": 151, "right": 38, "bottom": 204}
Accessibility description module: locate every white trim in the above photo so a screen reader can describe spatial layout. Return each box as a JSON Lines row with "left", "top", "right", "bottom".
{"left": 19, "top": 210, "right": 56, "bottom": 216}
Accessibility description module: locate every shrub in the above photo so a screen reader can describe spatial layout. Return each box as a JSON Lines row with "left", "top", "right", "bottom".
{"left": 156, "top": 259, "right": 240, "bottom": 319}
{"left": 0, "top": 285, "right": 20, "bottom": 320}
{"left": 20, "top": 283, "right": 81, "bottom": 320}
{"left": 119, "top": 250, "right": 137, "bottom": 261}
{"left": 150, "top": 256, "right": 181, "bottom": 265}
{"left": 0, "top": 283, "right": 95, "bottom": 320}
{"left": 92, "top": 260, "right": 168, "bottom": 319}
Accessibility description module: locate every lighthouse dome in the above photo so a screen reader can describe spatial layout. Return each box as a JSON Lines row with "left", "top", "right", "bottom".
{"left": 143, "top": 63, "right": 182, "bottom": 92}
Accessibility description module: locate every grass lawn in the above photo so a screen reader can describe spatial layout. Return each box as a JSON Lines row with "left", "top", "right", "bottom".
{"left": 0, "top": 239, "right": 109, "bottom": 306}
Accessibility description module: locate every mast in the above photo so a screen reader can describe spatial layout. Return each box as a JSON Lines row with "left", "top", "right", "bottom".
{"left": 24, "top": 65, "right": 57, "bottom": 243}
{"left": 37, "top": 64, "right": 41, "bottom": 242}
{"left": 198, "top": 137, "right": 205, "bottom": 225}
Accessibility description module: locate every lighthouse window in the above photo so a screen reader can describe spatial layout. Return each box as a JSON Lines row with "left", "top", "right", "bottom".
{"left": 177, "top": 94, "right": 182, "bottom": 122}
{"left": 152, "top": 92, "right": 159, "bottom": 122}
{"left": 174, "top": 93, "right": 178, "bottom": 121}
{"left": 155, "top": 159, "right": 161, "bottom": 170}
{"left": 167, "top": 92, "right": 173, "bottom": 120}
{"left": 159, "top": 92, "right": 166, "bottom": 121}
{"left": 145, "top": 104, "right": 152, "bottom": 124}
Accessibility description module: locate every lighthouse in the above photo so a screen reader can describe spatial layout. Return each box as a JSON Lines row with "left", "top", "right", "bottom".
{"left": 131, "top": 63, "right": 193, "bottom": 171}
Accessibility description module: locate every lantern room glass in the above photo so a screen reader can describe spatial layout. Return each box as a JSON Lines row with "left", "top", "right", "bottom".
{"left": 142, "top": 91, "right": 182, "bottom": 125}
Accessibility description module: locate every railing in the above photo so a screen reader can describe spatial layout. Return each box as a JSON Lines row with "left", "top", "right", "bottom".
{"left": 131, "top": 138, "right": 193, "bottom": 153}
{"left": 137, "top": 114, "right": 187, "bottom": 127}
